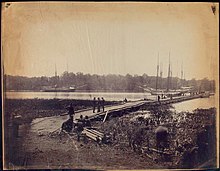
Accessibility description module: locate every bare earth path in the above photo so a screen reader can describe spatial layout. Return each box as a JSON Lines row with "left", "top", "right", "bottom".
{"left": 14, "top": 100, "right": 165, "bottom": 170}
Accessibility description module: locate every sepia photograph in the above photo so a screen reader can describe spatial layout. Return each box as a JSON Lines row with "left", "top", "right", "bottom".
{"left": 1, "top": 2, "right": 219, "bottom": 170}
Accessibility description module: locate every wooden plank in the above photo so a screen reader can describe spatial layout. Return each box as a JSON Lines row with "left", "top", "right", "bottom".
{"left": 81, "top": 96, "right": 201, "bottom": 122}
{"left": 103, "top": 111, "right": 109, "bottom": 122}
{"left": 82, "top": 130, "right": 98, "bottom": 141}
{"left": 83, "top": 129, "right": 103, "bottom": 142}
{"left": 88, "top": 129, "right": 104, "bottom": 137}
{"left": 84, "top": 128, "right": 104, "bottom": 137}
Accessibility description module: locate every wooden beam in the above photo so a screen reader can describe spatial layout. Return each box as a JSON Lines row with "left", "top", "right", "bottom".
{"left": 103, "top": 111, "right": 109, "bottom": 122}
{"left": 84, "top": 128, "right": 104, "bottom": 137}
{"left": 82, "top": 130, "right": 98, "bottom": 141}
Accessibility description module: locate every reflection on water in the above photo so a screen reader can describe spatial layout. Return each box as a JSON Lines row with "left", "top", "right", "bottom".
{"left": 172, "top": 95, "right": 216, "bottom": 113}
{"left": 5, "top": 91, "right": 156, "bottom": 101}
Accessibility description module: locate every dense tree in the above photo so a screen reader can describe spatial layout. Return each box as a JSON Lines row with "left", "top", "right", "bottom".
{"left": 4, "top": 73, "right": 215, "bottom": 92}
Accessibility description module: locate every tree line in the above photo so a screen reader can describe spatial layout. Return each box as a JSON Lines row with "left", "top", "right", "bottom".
{"left": 4, "top": 72, "right": 215, "bottom": 92}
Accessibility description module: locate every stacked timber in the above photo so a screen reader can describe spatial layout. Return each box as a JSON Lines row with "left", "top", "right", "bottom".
{"left": 82, "top": 128, "right": 110, "bottom": 144}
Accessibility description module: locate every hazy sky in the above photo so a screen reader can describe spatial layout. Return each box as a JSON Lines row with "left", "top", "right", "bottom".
{"left": 2, "top": 2, "right": 219, "bottom": 80}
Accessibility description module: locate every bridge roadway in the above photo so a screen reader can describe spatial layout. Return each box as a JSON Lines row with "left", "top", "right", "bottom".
{"left": 30, "top": 94, "right": 202, "bottom": 134}
{"left": 30, "top": 100, "right": 148, "bottom": 134}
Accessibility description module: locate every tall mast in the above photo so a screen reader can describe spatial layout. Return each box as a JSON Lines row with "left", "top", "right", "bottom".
{"left": 167, "top": 52, "right": 171, "bottom": 91}
{"left": 55, "top": 63, "right": 57, "bottom": 77}
{"left": 184, "top": 71, "right": 185, "bottom": 80}
{"left": 181, "top": 61, "right": 183, "bottom": 86}
{"left": 176, "top": 60, "right": 179, "bottom": 90}
{"left": 170, "top": 62, "right": 172, "bottom": 90}
{"left": 160, "top": 62, "right": 163, "bottom": 89}
{"left": 156, "top": 53, "right": 159, "bottom": 90}
{"left": 54, "top": 63, "right": 58, "bottom": 88}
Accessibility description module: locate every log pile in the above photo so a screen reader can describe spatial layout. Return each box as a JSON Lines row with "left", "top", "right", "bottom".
{"left": 82, "top": 128, "right": 110, "bottom": 144}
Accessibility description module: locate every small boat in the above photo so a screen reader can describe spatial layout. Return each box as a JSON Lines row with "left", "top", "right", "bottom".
{"left": 42, "top": 86, "right": 75, "bottom": 92}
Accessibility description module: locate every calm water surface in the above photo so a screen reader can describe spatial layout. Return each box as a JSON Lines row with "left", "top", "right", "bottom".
{"left": 6, "top": 91, "right": 217, "bottom": 112}
{"left": 5, "top": 91, "right": 155, "bottom": 101}
{"left": 172, "top": 95, "right": 216, "bottom": 112}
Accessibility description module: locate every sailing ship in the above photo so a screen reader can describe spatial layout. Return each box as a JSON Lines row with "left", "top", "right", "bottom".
{"left": 140, "top": 53, "right": 193, "bottom": 97}
{"left": 41, "top": 64, "right": 86, "bottom": 92}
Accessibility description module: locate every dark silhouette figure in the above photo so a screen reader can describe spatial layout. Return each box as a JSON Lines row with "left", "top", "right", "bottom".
{"left": 158, "top": 95, "right": 161, "bottom": 105}
{"left": 97, "top": 97, "right": 101, "bottom": 112}
{"left": 79, "top": 115, "right": 85, "bottom": 126}
{"left": 101, "top": 97, "right": 105, "bottom": 112}
{"left": 84, "top": 115, "right": 91, "bottom": 127}
{"left": 67, "top": 103, "right": 75, "bottom": 119}
{"left": 93, "top": 97, "right": 96, "bottom": 113}
{"left": 155, "top": 126, "right": 169, "bottom": 151}
{"left": 76, "top": 115, "right": 84, "bottom": 141}
{"left": 61, "top": 115, "right": 73, "bottom": 133}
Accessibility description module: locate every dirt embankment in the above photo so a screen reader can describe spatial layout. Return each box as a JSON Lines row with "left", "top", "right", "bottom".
{"left": 95, "top": 106, "right": 216, "bottom": 169}
{"left": 4, "top": 99, "right": 217, "bottom": 170}
{"left": 3, "top": 98, "right": 119, "bottom": 169}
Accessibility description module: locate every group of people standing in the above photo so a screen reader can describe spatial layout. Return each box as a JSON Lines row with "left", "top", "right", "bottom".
{"left": 66, "top": 96, "right": 106, "bottom": 119}
{"left": 93, "top": 97, "right": 105, "bottom": 113}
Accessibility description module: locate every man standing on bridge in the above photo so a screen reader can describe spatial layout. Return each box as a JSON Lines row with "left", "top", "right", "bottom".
{"left": 97, "top": 97, "right": 101, "bottom": 112}
{"left": 158, "top": 95, "right": 161, "bottom": 105}
{"left": 101, "top": 97, "right": 105, "bottom": 112}
{"left": 93, "top": 97, "right": 96, "bottom": 113}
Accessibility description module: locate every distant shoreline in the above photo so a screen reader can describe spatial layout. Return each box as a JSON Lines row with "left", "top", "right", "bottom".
{"left": 5, "top": 90, "right": 146, "bottom": 93}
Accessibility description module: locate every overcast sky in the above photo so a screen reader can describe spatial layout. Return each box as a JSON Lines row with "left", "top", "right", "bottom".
{"left": 2, "top": 2, "right": 219, "bottom": 80}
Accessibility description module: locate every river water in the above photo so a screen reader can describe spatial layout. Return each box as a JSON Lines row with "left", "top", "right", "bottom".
{"left": 172, "top": 95, "right": 216, "bottom": 113}
{"left": 5, "top": 91, "right": 217, "bottom": 112}
{"left": 5, "top": 91, "right": 156, "bottom": 101}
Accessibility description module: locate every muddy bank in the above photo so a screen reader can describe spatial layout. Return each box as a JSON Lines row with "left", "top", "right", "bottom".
{"left": 96, "top": 106, "right": 216, "bottom": 169}
{"left": 3, "top": 98, "right": 119, "bottom": 168}
{"left": 4, "top": 99, "right": 217, "bottom": 169}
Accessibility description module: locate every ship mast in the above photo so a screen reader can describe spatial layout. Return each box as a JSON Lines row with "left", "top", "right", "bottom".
{"left": 181, "top": 61, "right": 183, "bottom": 86}
{"left": 167, "top": 52, "right": 171, "bottom": 91}
{"left": 156, "top": 53, "right": 159, "bottom": 90}
{"left": 159, "top": 62, "right": 163, "bottom": 89}
{"left": 54, "top": 63, "right": 58, "bottom": 89}
{"left": 55, "top": 63, "right": 57, "bottom": 77}
{"left": 170, "top": 62, "right": 173, "bottom": 90}
{"left": 176, "top": 61, "right": 179, "bottom": 90}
